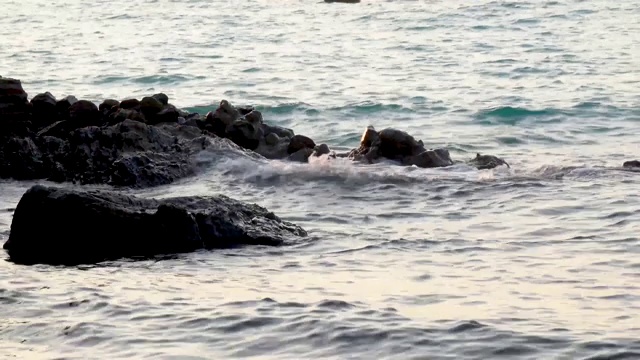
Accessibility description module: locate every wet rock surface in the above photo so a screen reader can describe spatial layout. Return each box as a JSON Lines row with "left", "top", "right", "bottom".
{"left": 0, "top": 77, "right": 514, "bottom": 189}
{"left": 3, "top": 185, "right": 308, "bottom": 265}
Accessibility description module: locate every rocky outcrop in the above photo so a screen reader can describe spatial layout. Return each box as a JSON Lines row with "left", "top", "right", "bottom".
{"left": 3, "top": 185, "right": 307, "bottom": 265}
{"left": 347, "top": 126, "right": 454, "bottom": 168}
{"left": 0, "top": 77, "right": 513, "bottom": 187}
{"left": 1, "top": 118, "right": 217, "bottom": 187}
{"left": 623, "top": 160, "right": 640, "bottom": 168}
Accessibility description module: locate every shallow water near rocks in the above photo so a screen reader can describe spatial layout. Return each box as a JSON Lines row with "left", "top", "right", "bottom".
{"left": 1, "top": 0, "right": 640, "bottom": 359}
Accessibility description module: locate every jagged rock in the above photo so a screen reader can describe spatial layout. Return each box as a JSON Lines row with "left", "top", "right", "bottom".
{"left": 152, "top": 93, "right": 169, "bottom": 106}
{"left": 262, "top": 124, "right": 294, "bottom": 139}
{"left": 69, "top": 100, "right": 101, "bottom": 127}
{"left": 30, "top": 92, "right": 58, "bottom": 128}
{"left": 203, "top": 100, "right": 241, "bottom": 137}
{"left": 288, "top": 147, "right": 314, "bottom": 163}
{"left": 214, "top": 100, "right": 240, "bottom": 125}
{"left": 99, "top": 99, "right": 120, "bottom": 113}
{"left": 288, "top": 134, "right": 316, "bottom": 154}
{"left": 110, "top": 152, "right": 194, "bottom": 187}
{"left": 467, "top": 153, "right": 510, "bottom": 170}
{"left": 3, "top": 185, "right": 307, "bottom": 265}
{"left": 0, "top": 118, "right": 217, "bottom": 187}
{"left": 56, "top": 95, "right": 78, "bottom": 120}
{"left": 156, "top": 123, "right": 203, "bottom": 140}
{"left": 120, "top": 98, "right": 140, "bottom": 110}
{"left": 623, "top": 160, "right": 640, "bottom": 168}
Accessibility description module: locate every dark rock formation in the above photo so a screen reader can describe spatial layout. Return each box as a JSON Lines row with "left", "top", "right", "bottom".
{"left": 120, "top": 98, "right": 141, "bottom": 110}
{"left": 140, "top": 96, "right": 164, "bottom": 119}
{"left": 69, "top": 100, "right": 101, "bottom": 127}
{"left": 623, "top": 160, "right": 640, "bottom": 168}
{"left": 0, "top": 118, "right": 217, "bottom": 188}
{"left": 0, "top": 78, "right": 513, "bottom": 188}
{"left": 348, "top": 126, "right": 453, "bottom": 168}
{"left": 152, "top": 93, "right": 169, "bottom": 106}
{"left": 288, "top": 134, "right": 316, "bottom": 155}
{"left": 56, "top": 95, "right": 78, "bottom": 120}
{"left": 467, "top": 153, "right": 510, "bottom": 170}
{"left": 325, "top": 0, "right": 360, "bottom": 3}
{"left": 0, "top": 77, "right": 31, "bottom": 137}
{"left": 99, "top": 99, "right": 119, "bottom": 113}
{"left": 3, "top": 185, "right": 307, "bottom": 265}
{"left": 30, "top": 92, "right": 58, "bottom": 128}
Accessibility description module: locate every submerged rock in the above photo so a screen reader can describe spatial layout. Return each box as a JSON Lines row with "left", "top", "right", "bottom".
{"left": 623, "top": 160, "right": 640, "bottom": 168}
{"left": 3, "top": 185, "right": 308, "bottom": 265}
{"left": 56, "top": 95, "right": 78, "bottom": 120}
{"left": 403, "top": 148, "right": 454, "bottom": 168}
{"left": 466, "top": 153, "right": 510, "bottom": 170}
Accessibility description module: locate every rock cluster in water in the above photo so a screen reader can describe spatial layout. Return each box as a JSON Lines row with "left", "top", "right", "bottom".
{"left": 3, "top": 185, "right": 307, "bottom": 265}
{"left": 0, "top": 77, "right": 514, "bottom": 188}
{"left": 14, "top": 76, "right": 630, "bottom": 266}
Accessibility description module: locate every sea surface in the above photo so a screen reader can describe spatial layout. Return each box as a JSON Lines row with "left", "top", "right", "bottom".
{"left": 1, "top": 0, "right": 640, "bottom": 359}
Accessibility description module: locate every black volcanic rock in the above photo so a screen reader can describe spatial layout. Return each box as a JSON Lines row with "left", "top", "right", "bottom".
{"left": 623, "top": 160, "right": 640, "bottom": 168}
{"left": 30, "top": 92, "right": 58, "bottom": 128}
{"left": 3, "top": 185, "right": 307, "bottom": 265}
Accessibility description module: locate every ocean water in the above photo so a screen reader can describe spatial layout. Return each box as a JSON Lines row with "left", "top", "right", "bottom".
{"left": 1, "top": 0, "right": 640, "bottom": 359}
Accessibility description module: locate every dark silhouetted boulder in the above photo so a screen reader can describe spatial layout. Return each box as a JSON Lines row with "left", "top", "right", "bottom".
{"left": 99, "top": 99, "right": 120, "bottom": 113}
{"left": 0, "top": 78, "right": 30, "bottom": 133}
{"left": 140, "top": 96, "right": 164, "bottom": 120}
{"left": 55, "top": 95, "right": 78, "bottom": 121}
{"left": 152, "top": 93, "right": 169, "bottom": 106}
{"left": 120, "top": 98, "right": 140, "bottom": 110}
{"left": 288, "top": 134, "right": 316, "bottom": 154}
{"left": 3, "top": 185, "right": 307, "bottom": 265}
{"left": 623, "top": 160, "right": 640, "bottom": 168}
{"left": 69, "top": 100, "right": 100, "bottom": 127}
{"left": 30, "top": 92, "right": 58, "bottom": 128}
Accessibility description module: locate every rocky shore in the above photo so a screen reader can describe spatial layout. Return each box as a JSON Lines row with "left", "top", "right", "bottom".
{"left": 0, "top": 77, "right": 514, "bottom": 189}
{"left": 2, "top": 76, "right": 636, "bottom": 265}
